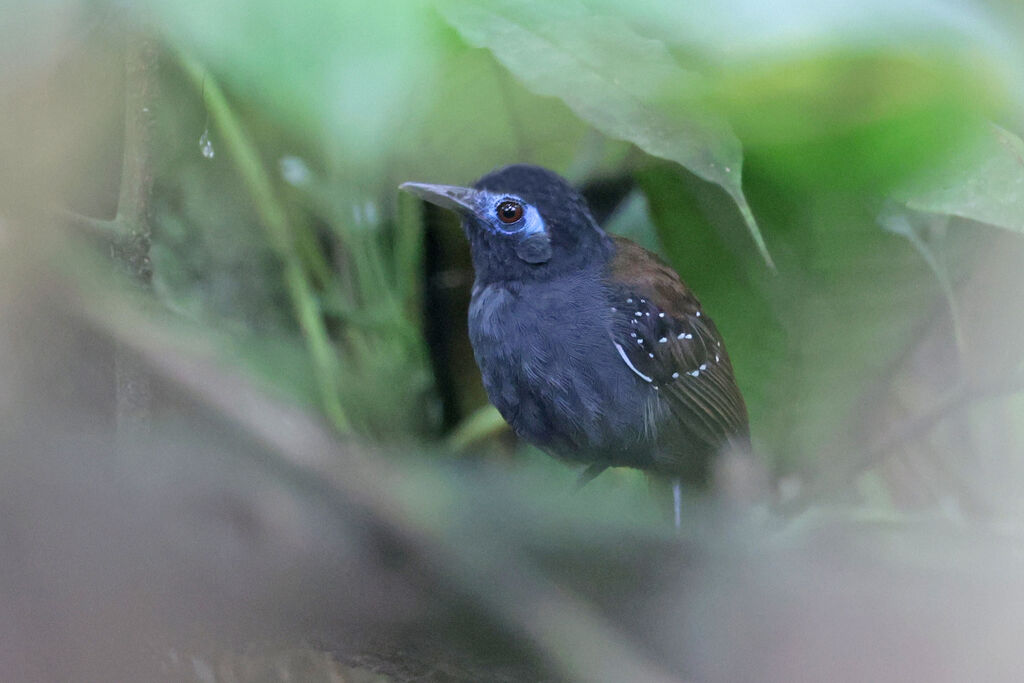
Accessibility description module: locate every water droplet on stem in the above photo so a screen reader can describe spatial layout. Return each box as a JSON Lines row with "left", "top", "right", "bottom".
{"left": 198, "top": 128, "right": 215, "bottom": 159}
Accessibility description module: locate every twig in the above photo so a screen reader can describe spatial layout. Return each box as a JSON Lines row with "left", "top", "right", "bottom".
{"left": 54, "top": 208, "right": 122, "bottom": 239}
{"left": 864, "top": 372, "right": 1024, "bottom": 468}
{"left": 175, "top": 50, "right": 350, "bottom": 433}
{"left": 786, "top": 370, "right": 1024, "bottom": 513}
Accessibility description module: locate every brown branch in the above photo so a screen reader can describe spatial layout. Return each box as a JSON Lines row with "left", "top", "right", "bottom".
{"left": 863, "top": 372, "right": 1024, "bottom": 469}
{"left": 785, "top": 371, "right": 1024, "bottom": 513}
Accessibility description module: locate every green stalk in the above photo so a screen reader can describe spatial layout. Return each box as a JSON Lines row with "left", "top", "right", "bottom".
{"left": 177, "top": 50, "right": 350, "bottom": 432}
{"left": 393, "top": 193, "right": 424, "bottom": 317}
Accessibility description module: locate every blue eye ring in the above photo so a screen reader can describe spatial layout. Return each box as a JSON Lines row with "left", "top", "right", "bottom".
{"left": 496, "top": 199, "right": 524, "bottom": 224}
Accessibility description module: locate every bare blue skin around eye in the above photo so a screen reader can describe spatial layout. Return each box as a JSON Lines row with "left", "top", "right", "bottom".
{"left": 473, "top": 191, "right": 547, "bottom": 238}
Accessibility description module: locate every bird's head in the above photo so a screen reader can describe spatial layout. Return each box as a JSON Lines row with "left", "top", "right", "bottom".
{"left": 401, "top": 164, "right": 611, "bottom": 283}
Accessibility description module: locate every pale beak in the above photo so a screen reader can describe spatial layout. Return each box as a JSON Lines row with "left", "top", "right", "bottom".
{"left": 399, "top": 182, "right": 481, "bottom": 215}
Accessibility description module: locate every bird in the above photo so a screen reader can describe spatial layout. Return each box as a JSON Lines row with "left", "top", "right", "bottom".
{"left": 401, "top": 164, "right": 749, "bottom": 526}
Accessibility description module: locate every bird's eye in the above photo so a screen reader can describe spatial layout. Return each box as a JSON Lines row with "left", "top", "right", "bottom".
{"left": 496, "top": 200, "right": 524, "bottom": 224}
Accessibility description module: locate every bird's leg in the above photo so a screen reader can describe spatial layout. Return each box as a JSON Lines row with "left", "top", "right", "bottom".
{"left": 672, "top": 478, "right": 682, "bottom": 529}
{"left": 575, "top": 462, "right": 608, "bottom": 490}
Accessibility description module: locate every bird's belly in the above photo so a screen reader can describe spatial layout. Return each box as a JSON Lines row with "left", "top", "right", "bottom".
{"left": 468, "top": 285, "right": 654, "bottom": 466}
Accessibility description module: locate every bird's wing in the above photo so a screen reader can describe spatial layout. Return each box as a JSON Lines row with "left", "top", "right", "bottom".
{"left": 606, "top": 237, "right": 749, "bottom": 449}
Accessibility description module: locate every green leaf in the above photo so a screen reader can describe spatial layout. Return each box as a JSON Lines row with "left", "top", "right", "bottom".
{"left": 389, "top": 24, "right": 591, "bottom": 186}
{"left": 879, "top": 210, "right": 966, "bottom": 356}
{"left": 447, "top": 404, "right": 508, "bottom": 452}
{"left": 602, "top": 190, "right": 662, "bottom": 254}
{"left": 902, "top": 125, "right": 1024, "bottom": 234}
{"left": 436, "top": 0, "right": 774, "bottom": 268}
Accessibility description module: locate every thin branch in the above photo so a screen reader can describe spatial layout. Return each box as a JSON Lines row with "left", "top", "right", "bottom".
{"left": 175, "top": 49, "right": 350, "bottom": 433}
{"left": 864, "top": 372, "right": 1024, "bottom": 468}
{"left": 53, "top": 208, "right": 122, "bottom": 239}
{"left": 786, "top": 371, "right": 1024, "bottom": 513}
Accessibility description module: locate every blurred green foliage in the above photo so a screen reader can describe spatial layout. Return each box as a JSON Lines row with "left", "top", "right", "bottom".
{"left": 5, "top": 1, "right": 1024, "bottom": 678}
{"left": 26, "top": 0, "right": 1024, "bottom": 497}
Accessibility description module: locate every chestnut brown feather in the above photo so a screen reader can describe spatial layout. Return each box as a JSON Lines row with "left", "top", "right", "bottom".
{"left": 606, "top": 237, "right": 749, "bottom": 477}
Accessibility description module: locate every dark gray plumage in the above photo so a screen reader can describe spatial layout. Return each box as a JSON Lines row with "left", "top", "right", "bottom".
{"left": 402, "top": 164, "right": 749, "bottom": 503}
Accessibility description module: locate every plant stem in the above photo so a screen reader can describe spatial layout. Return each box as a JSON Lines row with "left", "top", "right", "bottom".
{"left": 113, "top": 33, "right": 158, "bottom": 439}
{"left": 176, "top": 50, "right": 350, "bottom": 433}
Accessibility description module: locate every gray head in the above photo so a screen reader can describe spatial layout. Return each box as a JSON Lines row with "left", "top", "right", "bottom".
{"left": 401, "top": 164, "right": 612, "bottom": 284}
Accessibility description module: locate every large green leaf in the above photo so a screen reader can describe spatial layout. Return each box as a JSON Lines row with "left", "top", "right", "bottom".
{"left": 902, "top": 125, "right": 1024, "bottom": 234}
{"left": 388, "top": 23, "right": 591, "bottom": 187}
{"left": 436, "top": 0, "right": 774, "bottom": 268}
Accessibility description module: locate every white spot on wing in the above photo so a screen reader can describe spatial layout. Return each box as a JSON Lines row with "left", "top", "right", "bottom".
{"left": 614, "top": 341, "right": 653, "bottom": 383}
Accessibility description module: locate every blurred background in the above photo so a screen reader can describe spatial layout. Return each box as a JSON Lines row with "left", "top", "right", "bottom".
{"left": 3, "top": 0, "right": 1024, "bottom": 680}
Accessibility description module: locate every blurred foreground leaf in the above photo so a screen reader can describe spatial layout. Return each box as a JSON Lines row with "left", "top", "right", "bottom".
{"left": 714, "top": 50, "right": 994, "bottom": 193}
{"left": 585, "top": 0, "right": 1012, "bottom": 195}
{"left": 142, "top": 0, "right": 437, "bottom": 187}
{"left": 447, "top": 404, "right": 508, "bottom": 452}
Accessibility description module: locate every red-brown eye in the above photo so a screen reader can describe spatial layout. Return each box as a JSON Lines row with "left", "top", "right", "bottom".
{"left": 496, "top": 200, "right": 524, "bottom": 224}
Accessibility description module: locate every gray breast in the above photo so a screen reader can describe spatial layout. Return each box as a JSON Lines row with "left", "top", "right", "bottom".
{"left": 467, "top": 276, "right": 655, "bottom": 464}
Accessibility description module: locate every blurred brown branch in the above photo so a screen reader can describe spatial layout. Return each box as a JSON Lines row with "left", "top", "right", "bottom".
{"left": 789, "top": 369, "right": 1024, "bottom": 513}
{"left": 866, "top": 372, "right": 1024, "bottom": 469}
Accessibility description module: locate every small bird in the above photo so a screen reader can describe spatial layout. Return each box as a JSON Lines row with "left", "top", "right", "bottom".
{"left": 402, "top": 165, "right": 749, "bottom": 525}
